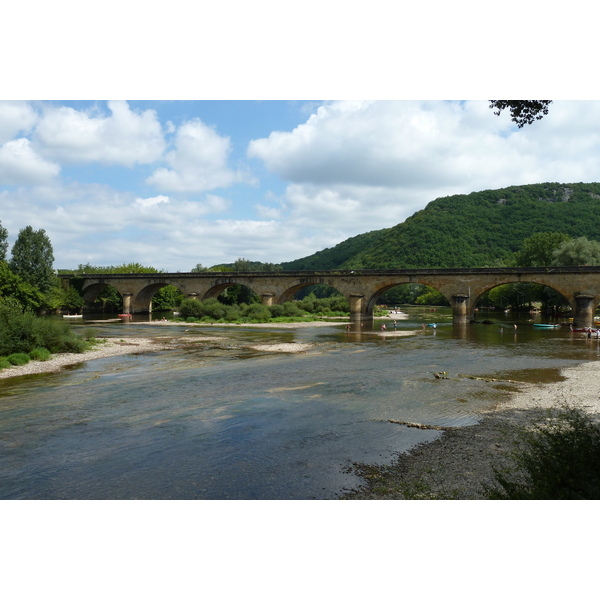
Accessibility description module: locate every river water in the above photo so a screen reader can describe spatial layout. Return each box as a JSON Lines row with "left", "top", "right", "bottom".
{"left": 2, "top": 308, "right": 599, "bottom": 500}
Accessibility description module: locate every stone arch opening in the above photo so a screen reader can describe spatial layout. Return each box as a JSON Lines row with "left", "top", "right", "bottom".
{"left": 203, "top": 283, "right": 260, "bottom": 305}
{"left": 277, "top": 283, "right": 350, "bottom": 318}
{"left": 365, "top": 282, "right": 450, "bottom": 318}
{"left": 82, "top": 283, "right": 124, "bottom": 313}
{"left": 135, "top": 283, "right": 186, "bottom": 314}
{"left": 472, "top": 281, "right": 571, "bottom": 319}
{"left": 376, "top": 283, "right": 451, "bottom": 310}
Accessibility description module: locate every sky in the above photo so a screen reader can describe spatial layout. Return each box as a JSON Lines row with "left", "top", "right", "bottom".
{"left": 3, "top": 98, "right": 600, "bottom": 272}
{"left": 2, "top": 4, "right": 597, "bottom": 275}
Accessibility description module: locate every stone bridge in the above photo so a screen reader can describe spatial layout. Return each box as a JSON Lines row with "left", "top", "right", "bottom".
{"left": 58, "top": 267, "right": 600, "bottom": 327}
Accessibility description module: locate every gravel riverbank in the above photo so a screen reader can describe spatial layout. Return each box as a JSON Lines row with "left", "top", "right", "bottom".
{"left": 0, "top": 337, "right": 175, "bottom": 380}
{"left": 343, "top": 360, "right": 600, "bottom": 499}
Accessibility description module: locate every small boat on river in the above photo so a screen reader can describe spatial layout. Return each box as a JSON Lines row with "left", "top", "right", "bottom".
{"left": 533, "top": 323, "right": 561, "bottom": 328}
{"left": 63, "top": 314, "right": 83, "bottom": 319}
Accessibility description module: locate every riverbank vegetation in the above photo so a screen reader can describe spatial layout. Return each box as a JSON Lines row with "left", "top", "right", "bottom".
{"left": 487, "top": 406, "right": 600, "bottom": 500}
{"left": 176, "top": 292, "right": 350, "bottom": 324}
{"left": 0, "top": 298, "right": 99, "bottom": 371}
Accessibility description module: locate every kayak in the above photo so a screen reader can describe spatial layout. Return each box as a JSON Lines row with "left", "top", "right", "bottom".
{"left": 533, "top": 323, "right": 561, "bottom": 328}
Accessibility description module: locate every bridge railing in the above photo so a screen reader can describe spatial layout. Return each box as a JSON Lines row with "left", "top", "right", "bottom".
{"left": 57, "top": 266, "right": 600, "bottom": 280}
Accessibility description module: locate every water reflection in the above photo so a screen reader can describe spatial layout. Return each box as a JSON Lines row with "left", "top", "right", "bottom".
{"left": 1, "top": 308, "right": 599, "bottom": 499}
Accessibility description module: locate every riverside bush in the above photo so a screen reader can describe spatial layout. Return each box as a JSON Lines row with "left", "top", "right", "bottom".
{"left": 0, "top": 299, "right": 89, "bottom": 354}
{"left": 0, "top": 357, "right": 11, "bottom": 369}
{"left": 7, "top": 352, "right": 30, "bottom": 366}
{"left": 29, "top": 347, "right": 52, "bottom": 361}
{"left": 242, "top": 304, "right": 271, "bottom": 322}
{"left": 487, "top": 406, "right": 600, "bottom": 499}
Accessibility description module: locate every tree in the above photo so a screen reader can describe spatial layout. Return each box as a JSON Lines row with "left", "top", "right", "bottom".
{"left": 9, "top": 226, "right": 55, "bottom": 293}
{"left": 0, "top": 260, "right": 45, "bottom": 311}
{"left": 233, "top": 257, "right": 252, "bottom": 272}
{"left": 489, "top": 100, "right": 552, "bottom": 127}
{"left": 551, "top": 236, "right": 600, "bottom": 266}
{"left": 191, "top": 263, "right": 209, "bottom": 272}
{"left": 514, "top": 232, "right": 570, "bottom": 266}
{"left": 0, "top": 220, "right": 7, "bottom": 262}
{"left": 74, "top": 262, "right": 162, "bottom": 274}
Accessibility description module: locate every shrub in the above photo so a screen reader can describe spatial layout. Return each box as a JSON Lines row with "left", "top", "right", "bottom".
{"left": 7, "top": 353, "right": 30, "bottom": 366}
{"left": 179, "top": 298, "right": 204, "bottom": 319}
{"left": 242, "top": 303, "right": 271, "bottom": 322}
{"left": 281, "top": 302, "right": 305, "bottom": 317}
{"left": 82, "top": 328, "right": 98, "bottom": 342}
{"left": 487, "top": 406, "right": 600, "bottom": 499}
{"left": 29, "top": 347, "right": 52, "bottom": 361}
{"left": 0, "top": 299, "right": 89, "bottom": 354}
{"left": 0, "top": 357, "right": 11, "bottom": 369}
{"left": 224, "top": 305, "right": 242, "bottom": 321}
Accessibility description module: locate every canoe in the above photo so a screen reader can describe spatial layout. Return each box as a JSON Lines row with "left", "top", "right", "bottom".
{"left": 533, "top": 323, "right": 561, "bottom": 328}
{"left": 63, "top": 314, "right": 82, "bottom": 319}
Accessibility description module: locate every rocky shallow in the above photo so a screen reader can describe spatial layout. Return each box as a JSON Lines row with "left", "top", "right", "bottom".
{"left": 342, "top": 361, "right": 600, "bottom": 499}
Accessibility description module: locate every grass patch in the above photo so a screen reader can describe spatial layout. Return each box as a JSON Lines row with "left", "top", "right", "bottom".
{"left": 0, "top": 357, "right": 12, "bottom": 369}
{"left": 7, "top": 352, "right": 30, "bottom": 366}
{"left": 29, "top": 347, "right": 52, "bottom": 361}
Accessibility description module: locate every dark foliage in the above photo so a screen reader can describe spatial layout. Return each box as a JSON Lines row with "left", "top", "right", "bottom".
{"left": 489, "top": 100, "right": 553, "bottom": 128}
{"left": 487, "top": 406, "right": 600, "bottom": 499}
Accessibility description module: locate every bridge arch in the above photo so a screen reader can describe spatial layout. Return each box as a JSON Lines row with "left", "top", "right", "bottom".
{"left": 133, "top": 282, "right": 176, "bottom": 313}
{"left": 278, "top": 282, "right": 346, "bottom": 304}
{"left": 364, "top": 281, "right": 451, "bottom": 317}
{"left": 81, "top": 282, "right": 125, "bottom": 313}
{"left": 470, "top": 280, "right": 571, "bottom": 321}
{"left": 202, "top": 282, "right": 259, "bottom": 305}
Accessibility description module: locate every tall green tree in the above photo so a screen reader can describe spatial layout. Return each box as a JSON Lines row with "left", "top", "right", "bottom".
{"left": 551, "top": 237, "right": 600, "bottom": 266}
{"left": 0, "top": 260, "right": 45, "bottom": 310}
{"left": 9, "top": 226, "right": 55, "bottom": 293}
{"left": 514, "top": 232, "right": 570, "bottom": 266}
{"left": 0, "top": 221, "right": 7, "bottom": 262}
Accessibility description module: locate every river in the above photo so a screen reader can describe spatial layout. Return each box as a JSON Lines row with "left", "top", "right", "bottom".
{"left": 1, "top": 308, "right": 599, "bottom": 499}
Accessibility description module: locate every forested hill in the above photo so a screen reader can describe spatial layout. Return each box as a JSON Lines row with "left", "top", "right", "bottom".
{"left": 281, "top": 183, "right": 600, "bottom": 270}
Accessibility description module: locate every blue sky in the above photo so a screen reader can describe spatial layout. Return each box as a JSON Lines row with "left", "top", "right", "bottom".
{"left": 2, "top": 4, "right": 597, "bottom": 273}
{"left": 3, "top": 99, "right": 600, "bottom": 272}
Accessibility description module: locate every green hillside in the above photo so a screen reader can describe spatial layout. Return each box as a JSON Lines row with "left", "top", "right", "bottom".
{"left": 281, "top": 182, "right": 600, "bottom": 270}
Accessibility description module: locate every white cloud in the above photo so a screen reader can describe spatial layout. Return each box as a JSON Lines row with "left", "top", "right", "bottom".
{"left": 33, "top": 100, "right": 165, "bottom": 166}
{"left": 6, "top": 100, "right": 600, "bottom": 272}
{"left": 134, "top": 195, "right": 170, "bottom": 209}
{"left": 248, "top": 101, "right": 507, "bottom": 188}
{"left": 0, "top": 138, "right": 60, "bottom": 185}
{"left": 0, "top": 101, "right": 38, "bottom": 144}
{"left": 146, "top": 119, "right": 246, "bottom": 192}
{"left": 245, "top": 100, "right": 600, "bottom": 239}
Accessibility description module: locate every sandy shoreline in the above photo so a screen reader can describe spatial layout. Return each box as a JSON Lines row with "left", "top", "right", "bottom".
{"left": 0, "top": 337, "right": 176, "bottom": 380}
{"left": 0, "top": 332, "right": 317, "bottom": 380}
